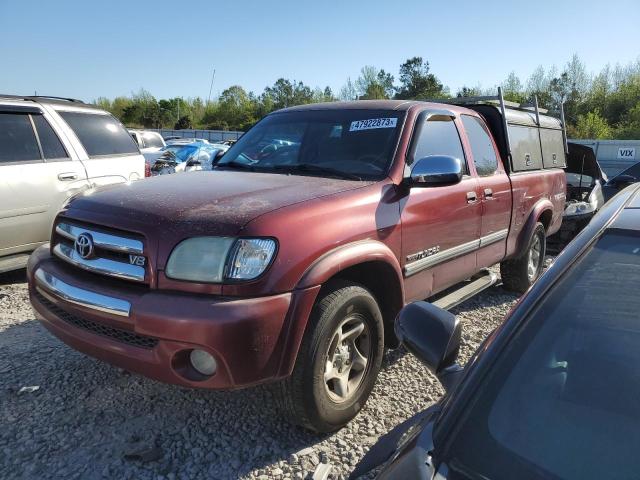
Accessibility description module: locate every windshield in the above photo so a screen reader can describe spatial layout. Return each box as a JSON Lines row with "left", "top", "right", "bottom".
{"left": 162, "top": 145, "right": 198, "bottom": 162}
{"left": 217, "top": 109, "right": 404, "bottom": 180}
{"left": 444, "top": 231, "right": 640, "bottom": 480}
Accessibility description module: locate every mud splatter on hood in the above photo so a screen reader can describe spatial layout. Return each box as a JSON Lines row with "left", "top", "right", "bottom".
{"left": 66, "top": 171, "right": 371, "bottom": 236}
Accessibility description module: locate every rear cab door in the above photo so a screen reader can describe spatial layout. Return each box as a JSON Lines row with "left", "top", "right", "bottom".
{"left": 45, "top": 104, "right": 144, "bottom": 187}
{"left": 0, "top": 103, "right": 89, "bottom": 255}
{"left": 400, "top": 110, "right": 482, "bottom": 302}
{"left": 459, "top": 114, "right": 512, "bottom": 268}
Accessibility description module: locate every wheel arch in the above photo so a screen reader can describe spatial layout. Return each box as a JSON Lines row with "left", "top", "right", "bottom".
{"left": 281, "top": 240, "right": 405, "bottom": 376}
{"left": 514, "top": 199, "right": 554, "bottom": 258}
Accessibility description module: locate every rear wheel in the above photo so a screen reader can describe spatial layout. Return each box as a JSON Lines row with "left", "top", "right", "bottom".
{"left": 276, "top": 281, "right": 384, "bottom": 433}
{"left": 500, "top": 222, "right": 546, "bottom": 293}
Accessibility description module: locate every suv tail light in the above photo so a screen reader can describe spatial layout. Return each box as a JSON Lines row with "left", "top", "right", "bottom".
{"left": 144, "top": 162, "right": 151, "bottom": 178}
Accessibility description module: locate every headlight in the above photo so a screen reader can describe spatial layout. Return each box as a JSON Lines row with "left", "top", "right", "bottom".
{"left": 226, "top": 238, "right": 277, "bottom": 280}
{"left": 166, "top": 237, "right": 235, "bottom": 282}
{"left": 564, "top": 201, "right": 594, "bottom": 217}
{"left": 165, "top": 237, "right": 276, "bottom": 283}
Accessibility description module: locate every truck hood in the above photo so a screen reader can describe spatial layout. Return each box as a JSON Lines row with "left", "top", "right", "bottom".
{"left": 66, "top": 171, "right": 369, "bottom": 236}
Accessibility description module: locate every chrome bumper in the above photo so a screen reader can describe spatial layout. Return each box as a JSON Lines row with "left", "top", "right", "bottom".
{"left": 34, "top": 268, "right": 131, "bottom": 317}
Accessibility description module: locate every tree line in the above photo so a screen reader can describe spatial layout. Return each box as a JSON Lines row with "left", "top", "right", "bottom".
{"left": 95, "top": 54, "right": 640, "bottom": 139}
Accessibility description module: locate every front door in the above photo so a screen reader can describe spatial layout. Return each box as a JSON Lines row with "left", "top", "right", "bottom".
{"left": 401, "top": 113, "right": 481, "bottom": 302}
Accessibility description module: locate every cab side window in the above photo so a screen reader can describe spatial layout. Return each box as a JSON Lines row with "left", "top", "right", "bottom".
{"left": 0, "top": 113, "right": 41, "bottom": 163}
{"left": 462, "top": 115, "right": 498, "bottom": 176}
{"left": 410, "top": 115, "right": 467, "bottom": 174}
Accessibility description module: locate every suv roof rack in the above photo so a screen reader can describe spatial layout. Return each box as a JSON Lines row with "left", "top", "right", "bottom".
{"left": 0, "top": 94, "right": 85, "bottom": 104}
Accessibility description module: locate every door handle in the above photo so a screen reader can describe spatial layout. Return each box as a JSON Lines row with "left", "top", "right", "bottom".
{"left": 58, "top": 172, "right": 78, "bottom": 181}
{"left": 484, "top": 188, "right": 493, "bottom": 198}
{"left": 466, "top": 191, "right": 478, "bottom": 203}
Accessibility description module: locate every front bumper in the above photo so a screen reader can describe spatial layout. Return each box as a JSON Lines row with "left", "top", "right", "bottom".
{"left": 28, "top": 246, "right": 319, "bottom": 389}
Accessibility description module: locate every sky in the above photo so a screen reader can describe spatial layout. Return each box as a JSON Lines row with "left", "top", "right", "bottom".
{"left": 1, "top": 0, "right": 638, "bottom": 102}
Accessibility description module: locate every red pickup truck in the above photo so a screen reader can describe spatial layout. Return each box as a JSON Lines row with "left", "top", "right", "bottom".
{"left": 28, "top": 95, "right": 566, "bottom": 432}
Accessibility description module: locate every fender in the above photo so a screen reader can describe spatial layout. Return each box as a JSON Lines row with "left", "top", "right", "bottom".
{"left": 513, "top": 199, "right": 554, "bottom": 257}
{"left": 296, "top": 239, "right": 404, "bottom": 291}
{"left": 276, "top": 240, "right": 405, "bottom": 377}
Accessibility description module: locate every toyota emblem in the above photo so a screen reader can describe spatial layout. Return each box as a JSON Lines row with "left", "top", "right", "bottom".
{"left": 74, "top": 233, "right": 94, "bottom": 259}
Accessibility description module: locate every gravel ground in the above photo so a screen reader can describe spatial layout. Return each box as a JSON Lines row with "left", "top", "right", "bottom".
{"left": 0, "top": 264, "right": 547, "bottom": 480}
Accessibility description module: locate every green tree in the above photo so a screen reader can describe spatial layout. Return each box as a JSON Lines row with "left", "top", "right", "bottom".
{"left": 175, "top": 115, "right": 193, "bottom": 130}
{"left": 354, "top": 66, "right": 395, "bottom": 99}
{"left": 395, "top": 57, "right": 446, "bottom": 99}
{"left": 502, "top": 71, "right": 527, "bottom": 103}
{"left": 572, "top": 110, "right": 612, "bottom": 139}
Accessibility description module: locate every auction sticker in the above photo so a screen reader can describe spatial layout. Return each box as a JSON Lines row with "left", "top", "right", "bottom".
{"left": 349, "top": 118, "right": 398, "bottom": 131}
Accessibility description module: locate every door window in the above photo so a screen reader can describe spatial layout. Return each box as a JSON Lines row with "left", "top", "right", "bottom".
{"left": 32, "top": 115, "right": 69, "bottom": 160}
{"left": 410, "top": 115, "right": 467, "bottom": 173}
{"left": 59, "top": 111, "right": 139, "bottom": 157}
{"left": 462, "top": 115, "right": 498, "bottom": 176}
{"left": 0, "top": 113, "right": 41, "bottom": 163}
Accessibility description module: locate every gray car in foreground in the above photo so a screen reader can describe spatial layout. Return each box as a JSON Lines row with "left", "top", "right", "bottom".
{"left": 353, "top": 183, "right": 640, "bottom": 479}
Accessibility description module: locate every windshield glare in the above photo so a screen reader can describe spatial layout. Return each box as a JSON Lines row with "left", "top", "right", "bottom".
{"left": 217, "top": 109, "right": 404, "bottom": 179}
{"left": 163, "top": 145, "right": 198, "bottom": 162}
{"left": 444, "top": 231, "right": 640, "bottom": 480}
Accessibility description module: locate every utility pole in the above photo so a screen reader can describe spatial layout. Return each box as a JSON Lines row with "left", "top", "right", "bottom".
{"left": 207, "top": 68, "right": 216, "bottom": 105}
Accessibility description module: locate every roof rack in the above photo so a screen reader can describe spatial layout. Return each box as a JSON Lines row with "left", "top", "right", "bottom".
{"left": 0, "top": 94, "right": 85, "bottom": 104}
{"left": 431, "top": 89, "right": 548, "bottom": 115}
{"left": 426, "top": 87, "right": 569, "bottom": 155}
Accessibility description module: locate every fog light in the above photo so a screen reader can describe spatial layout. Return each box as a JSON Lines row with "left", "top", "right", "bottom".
{"left": 189, "top": 349, "right": 217, "bottom": 376}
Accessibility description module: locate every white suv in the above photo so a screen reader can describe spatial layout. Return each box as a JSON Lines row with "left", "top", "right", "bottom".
{"left": 0, "top": 95, "right": 145, "bottom": 273}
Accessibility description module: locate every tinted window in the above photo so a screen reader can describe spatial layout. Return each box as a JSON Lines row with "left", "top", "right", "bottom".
{"left": 32, "top": 115, "right": 68, "bottom": 160}
{"left": 218, "top": 110, "right": 404, "bottom": 180}
{"left": 445, "top": 232, "right": 640, "bottom": 480}
{"left": 411, "top": 116, "right": 466, "bottom": 171}
{"left": 0, "top": 113, "right": 41, "bottom": 163}
{"left": 59, "top": 112, "right": 138, "bottom": 157}
{"left": 462, "top": 115, "right": 498, "bottom": 176}
{"left": 142, "top": 132, "right": 164, "bottom": 148}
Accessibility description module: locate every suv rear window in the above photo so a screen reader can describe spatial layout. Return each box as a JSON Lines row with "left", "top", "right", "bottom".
{"left": 143, "top": 132, "right": 164, "bottom": 149}
{"left": 59, "top": 111, "right": 138, "bottom": 157}
{"left": 0, "top": 113, "right": 41, "bottom": 163}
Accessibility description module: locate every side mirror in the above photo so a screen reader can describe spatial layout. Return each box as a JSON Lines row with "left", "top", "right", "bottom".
{"left": 213, "top": 150, "right": 226, "bottom": 164}
{"left": 610, "top": 174, "right": 637, "bottom": 188}
{"left": 395, "top": 302, "right": 463, "bottom": 391}
{"left": 409, "top": 155, "right": 463, "bottom": 187}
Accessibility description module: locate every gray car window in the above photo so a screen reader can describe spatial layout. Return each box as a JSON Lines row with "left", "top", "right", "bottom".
{"left": 32, "top": 115, "right": 69, "bottom": 160}
{"left": 59, "top": 112, "right": 138, "bottom": 157}
{"left": 445, "top": 231, "right": 640, "bottom": 480}
{"left": 462, "top": 115, "right": 498, "bottom": 176}
{"left": 0, "top": 113, "right": 41, "bottom": 163}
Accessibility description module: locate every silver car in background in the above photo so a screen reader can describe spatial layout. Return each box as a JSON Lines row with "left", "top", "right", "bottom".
{"left": 0, "top": 95, "right": 145, "bottom": 273}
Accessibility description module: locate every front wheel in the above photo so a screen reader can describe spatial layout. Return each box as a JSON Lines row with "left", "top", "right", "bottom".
{"left": 500, "top": 222, "right": 546, "bottom": 293}
{"left": 276, "top": 281, "right": 384, "bottom": 433}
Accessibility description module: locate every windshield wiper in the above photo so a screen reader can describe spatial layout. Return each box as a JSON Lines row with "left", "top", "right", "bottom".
{"left": 216, "top": 161, "right": 257, "bottom": 171}
{"left": 272, "top": 164, "right": 362, "bottom": 180}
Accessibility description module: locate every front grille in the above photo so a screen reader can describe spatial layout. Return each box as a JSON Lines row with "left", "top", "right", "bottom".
{"left": 35, "top": 291, "right": 158, "bottom": 349}
{"left": 53, "top": 221, "right": 148, "bottom": 283}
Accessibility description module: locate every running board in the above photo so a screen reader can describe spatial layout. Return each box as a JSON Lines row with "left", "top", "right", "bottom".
{"left": 430, "top": 270, "right": 498, "bottom": 311}
{"left": 0, "top": 253, "right": 30, "bottom": 274}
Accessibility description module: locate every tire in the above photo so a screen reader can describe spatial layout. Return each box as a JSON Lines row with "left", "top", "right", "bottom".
{"left": 276, "top": 280, "right": 384, "bottom": 433}
{"left": 500, "top": 222, "right": 546, "bottom": 293}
